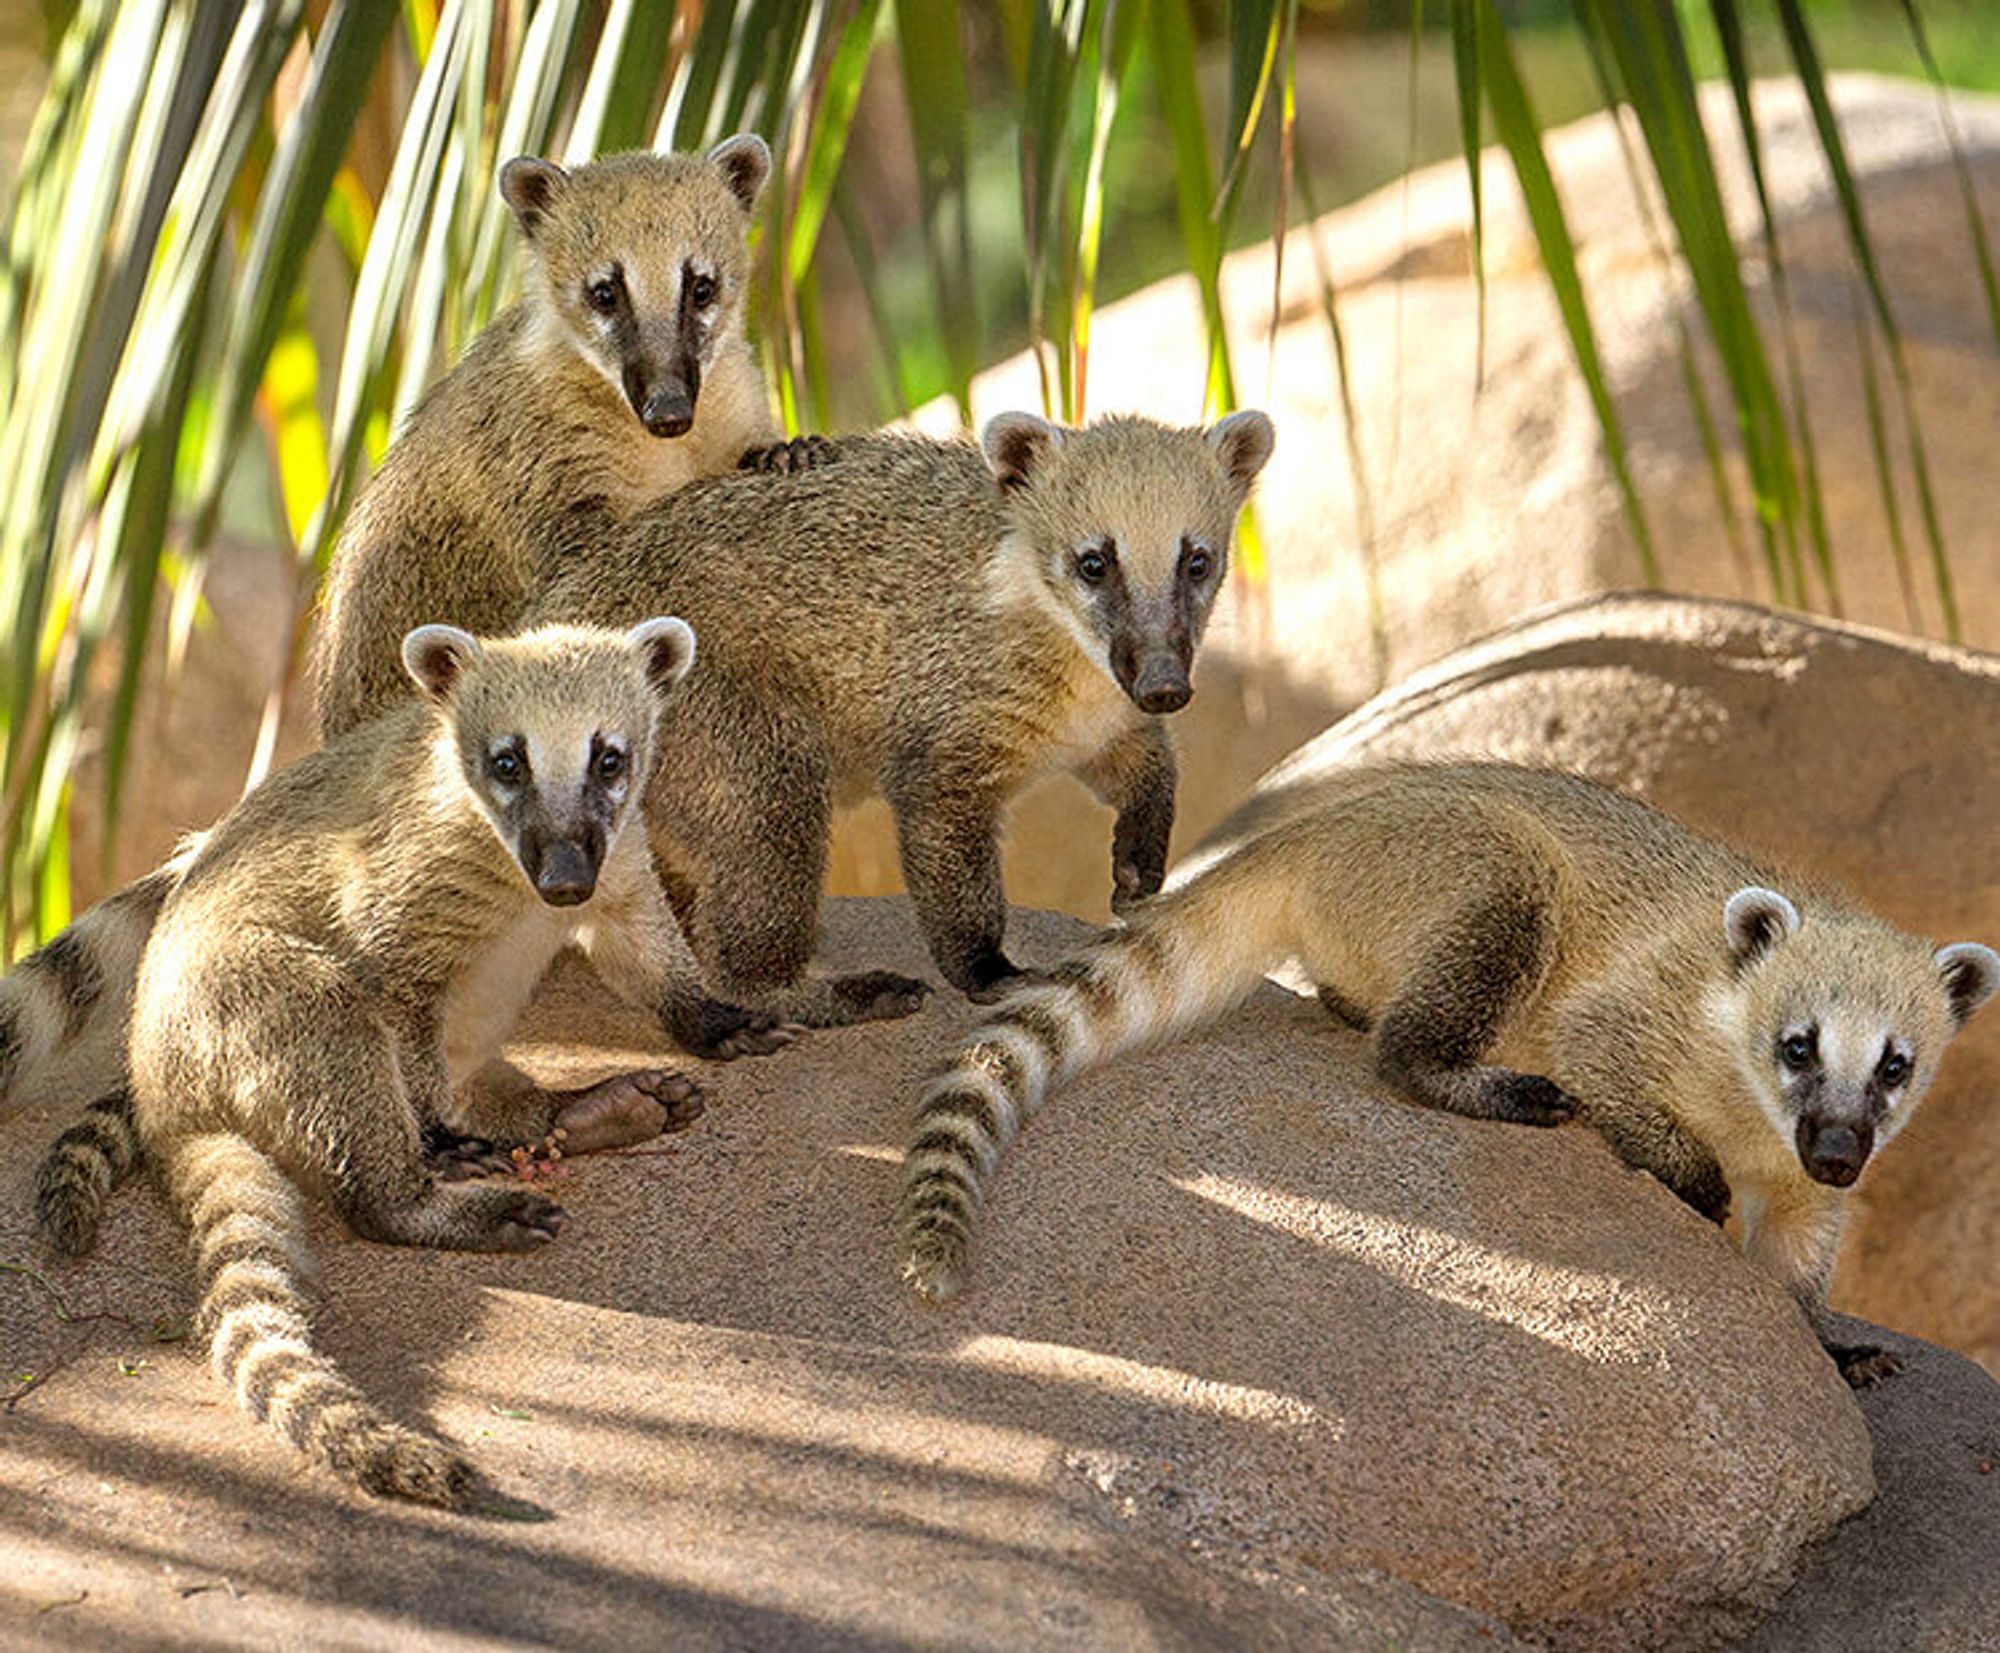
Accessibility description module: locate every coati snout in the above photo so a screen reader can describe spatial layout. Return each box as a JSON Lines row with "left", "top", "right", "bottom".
{"left": 628, "top": 358, "right": 698, "bottom": 438}
{"left": 497, "top": 136, "right": 771, "bottom": 443}
{"left": 520, "top": 826, "right": 606, "bottom": 907}
{"left": 1796, "top": 1115, "right": 1870, "bottom": 1186}
{"left": 400, "top": 616, "right": 698, "bottom": 906}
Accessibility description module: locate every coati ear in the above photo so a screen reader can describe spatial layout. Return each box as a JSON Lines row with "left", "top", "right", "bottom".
{"left": 499, "top": 157, "right": 568, "bottom": 235}
{"left": 708, "top": 134, "right": 772, "bottom": 214}
{"left": 402, "top": 624, "right": 483, "bottom": 700}
{"left": 1723, "top": 886, "right": 1801, "bottom": 966}
{"left": 1205, "top": 409, "right": 1275, "bottom": 496}
{"left": 1935, "top": 942, "right": 2000, "bottom": 1026}
{"left": 981, "top": 412, "right": 1065, "bottom": 494}
{"left": 627, "top": 616, "right": 697, "bottom": 699}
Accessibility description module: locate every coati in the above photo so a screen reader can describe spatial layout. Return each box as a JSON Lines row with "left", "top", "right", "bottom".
{"left": 899, "top": 761, "right": 1997, "bottom": 1385}
{"left": 314, "top": 137, "right": 793, "bottom": 739}
{"left": 34, "top": 618, "right": 783, "bottom": 1507}
{"left": 523, "top": 410, "right": 1276, "bottom": 1028}
{"left": 0, "top": 136, "right": 794, "bottom": 1122}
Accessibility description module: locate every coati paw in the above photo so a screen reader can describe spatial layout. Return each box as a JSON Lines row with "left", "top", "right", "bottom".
{"left": 423, "top": 1125, "right": 516, "bottom": 1181}
{"left": 465, "top": 1188, "right": 567, "bottom": 1252}
{"left": 1480, "top": 1071, "right": 1578, "bottom": 1127}
{"left": 1110, "top": 856, "right": 1167, "bottom": 916}
{"left": 677, "top": 998, "right": 800, "bottom": 1060}
{"left": 963, "top": 952, "right": 1037, "bottom": 1004}
{"left": 738, "top": 434, "right": 837, "bottom": 474}
{"left": 828, "top": 971, "right": 932, "bottom": 1023}
{"left": 552, "top": 1069, "right": 705, "bottom": 1154}
{"left": 1830, "top": 1343, "right": 1904, "bottom": 1388}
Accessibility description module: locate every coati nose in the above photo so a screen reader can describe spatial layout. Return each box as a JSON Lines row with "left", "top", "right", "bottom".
{"left": 639, "top": 381, "right": 697, "bottom": 439}
{"left": 1129, "top": 658, "right": 1193, "bottom": 715}
{"left": 534, "top": 841, "right": 598, "bottom": 907}
{"left": 1799, "top": 1121, "right": 1867, "bottom": 1187}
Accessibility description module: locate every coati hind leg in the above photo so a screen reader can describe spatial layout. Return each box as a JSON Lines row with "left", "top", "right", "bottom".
{"left": 1370, "top": 880, "right": 1577, "bottom": 1127}
{"left": 301, "top": 1023, "right": 564, "bottom": 1254}
{"left": 884, "top": 748, "right": 1021, "bottom": 1002}
{"left": 426, "top": 1060, "right": 704, "bottom": 1179}
{"left": 656, "top": 699, "right": 928, "bottom": 1028}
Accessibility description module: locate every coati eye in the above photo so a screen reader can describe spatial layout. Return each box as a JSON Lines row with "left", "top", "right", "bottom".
{"left": 1779, "top": 1030, "right": 1816, "bottom": 1072}
{"left": 688, "top": 272, "right": 718, "bottom": 308}
{"left": 585, "top": 273, "right": 622, "bottom": 314}
{"left": 1074, "top": 542, "right": 1115, "bottom": 585}
{"left": 595, "top": 746, "right": 626, "bottom": 782}
{"left": 1879, "top": 1051, "right": 1910, "bottom": 1088}
{"left": 489, "top": 748, "right": 525, "bottom": 784}
{"left": 1182, "top": 541, "right": 1213, "bottom": 582}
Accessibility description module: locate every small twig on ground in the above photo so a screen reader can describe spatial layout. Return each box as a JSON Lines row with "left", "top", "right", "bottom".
{"left": 32, "top": 1590, "right": 87, "bottom": 1617}
{"left": 177, "top": 1578, "right": 241, "bottom": 1600}
{"left": 0, "top": 1259, "right": 79, "bottom": 1321}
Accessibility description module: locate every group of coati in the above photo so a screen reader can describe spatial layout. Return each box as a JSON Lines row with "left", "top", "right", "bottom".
{"left": 7, "top": 136, "right": 1995, "bottom": 1511}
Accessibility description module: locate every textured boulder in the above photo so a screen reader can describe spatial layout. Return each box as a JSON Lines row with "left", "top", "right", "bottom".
{"left": 1747, "top": 1313, "right": 2000, "bottom": 1653}
{"left": 1264, "top": 591, "right": 2000, "bottom": 1375}
{"left": 4, "top": 899, "right": 1878, "bottom": 1649}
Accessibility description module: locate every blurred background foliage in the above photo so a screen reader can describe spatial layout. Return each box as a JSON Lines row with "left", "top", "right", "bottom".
{"left": 0, "top": 0, "right": 1996, "bottom": 953}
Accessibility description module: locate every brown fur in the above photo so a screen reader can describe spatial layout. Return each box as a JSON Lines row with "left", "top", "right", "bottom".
{"left": 13, "top": 138, "right": 787, "bottom": 1157}
{"left": 523, "top": 411, "right": 1275, "bottom": 1026}
{"left": 41, "top": 620, "right": 784, "bottom": 1506}
{"left": 900, "top": 761, "right": 1997, "bottom": 1388}
{"left": 314, "top": 140, "right": 781, "bottom": 740}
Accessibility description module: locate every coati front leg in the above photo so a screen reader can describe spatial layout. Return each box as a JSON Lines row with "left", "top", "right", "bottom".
{"left": 578, "top": 868, "right": 796, "bottom": 1061}
{"left": 1737, "top": 1181, "right": 1896, "bottom": 1386}
{"left": 1551, "top": 996, "right": 1733, "bottom": 1222}
{"left": 1370, "top": 881, "right": 1578, "bottom": 1127}
{"left": 884, "top": 751, "right": 1021, "bottom": 1002}
{"left": 1079, "top": 721, "right": 1176, "bottom": 915}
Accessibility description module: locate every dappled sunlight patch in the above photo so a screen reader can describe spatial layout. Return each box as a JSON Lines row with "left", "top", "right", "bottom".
{"left": 1177, "top": 1172, "right": 1693, "bottom": 1366}
{"left": 954, "top": 1334, "right": 1339, "bottom": 1437}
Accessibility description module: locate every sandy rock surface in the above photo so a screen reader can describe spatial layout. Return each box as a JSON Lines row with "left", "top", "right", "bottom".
{"left": 1261, "top": 591, "right": 2000, "bottom": 1376}
{"left": 2, "top": 899, "right": 1888, "bottom": 1650}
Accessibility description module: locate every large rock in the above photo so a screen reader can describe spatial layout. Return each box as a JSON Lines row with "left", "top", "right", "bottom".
{"left": 3, "top": 899, "right": 1879, "bottom": 1650}
{"left": 1747, "top": 1313, "right": 2000, "bottom": 1652}
{"left": 1260, "top": 592, "right": 2000, "bottom": 1376}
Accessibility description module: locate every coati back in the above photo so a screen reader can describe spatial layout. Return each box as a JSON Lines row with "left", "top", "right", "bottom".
{"left": 3, "top": 137, "right": 788, "bottom": 1128}
{"left": 313, "top": 138, "right": 782, "bottom": 740}
{"left": 35, "top": 618, "right": 790, "bottom": 1506}
{"left": 899, "top": 761, "right": 1997, "bottom": 1386}
{"left": 524, "top": 410, "right": 1275, "bottom": 1029}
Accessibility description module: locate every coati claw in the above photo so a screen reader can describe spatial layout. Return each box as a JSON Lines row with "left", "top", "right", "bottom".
{"left": 423, "top": 1125, "right": 516, "bottom": 1181}
{"left": 1830, "top": 1343, "right": 1904, "bottom": 1388}
{"left": 1486, "top": 1072, "right": 1578, "bottom": 1127}
{"left": 738, "top": 434, "right": 837, "bottom": 474}
{"left": 470, "top": 1189, "right": 566, "bottom": 1251}
{"left": 675, "top": 997, "right": 795, "bottom": 1060}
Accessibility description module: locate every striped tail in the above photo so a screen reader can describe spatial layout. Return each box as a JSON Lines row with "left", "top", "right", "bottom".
{"left": 900, "top": 889, "right": 1278, "bottom": 1303}
{"left": 34, "top": 1089, "right": 143, "bottom": 1258}
{"left": 164, "top": 1132, "right": 478, "bottom": 1509}
{"left": 1, "top": 848, "right": 193, "bottom": 1117}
